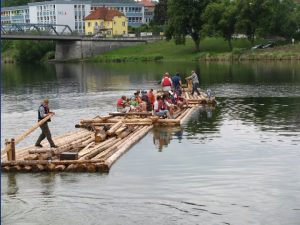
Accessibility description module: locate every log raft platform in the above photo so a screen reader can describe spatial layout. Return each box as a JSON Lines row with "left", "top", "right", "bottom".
{"left": 1, "top": 88, "right": 216, "bottom": 173}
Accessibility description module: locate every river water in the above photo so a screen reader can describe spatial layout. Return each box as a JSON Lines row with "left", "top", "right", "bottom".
{"left": 1, "top": 62, "right": 300, "bottom": 225}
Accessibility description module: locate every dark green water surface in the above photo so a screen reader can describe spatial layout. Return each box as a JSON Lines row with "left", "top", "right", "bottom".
{"left": 1, "top": 61, "right": 300, "bottom": 225}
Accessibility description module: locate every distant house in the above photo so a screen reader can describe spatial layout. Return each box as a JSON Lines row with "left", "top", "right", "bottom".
{"left": 84, "top": 7, "right": 128, "bottom": 37}
{"left": 138, "top": 0, "right": 155, "bottom": 24}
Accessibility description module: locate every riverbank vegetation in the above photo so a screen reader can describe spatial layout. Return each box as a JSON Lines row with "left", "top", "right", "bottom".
{"left": 164, "top": 0, "right": 300, "bottom": 51}
{"left": 1, "top": 40, "right": 55, "bottom": 63}
{"left": 88, "top": 37, "right": 300, "bottom": 62}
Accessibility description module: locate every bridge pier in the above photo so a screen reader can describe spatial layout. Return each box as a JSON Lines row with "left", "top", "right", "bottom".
{"left": 55, "top": 40, "right": 146, "bottom": 61}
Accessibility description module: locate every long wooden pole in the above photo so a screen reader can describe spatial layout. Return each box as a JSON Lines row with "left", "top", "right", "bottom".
{"left": 15, "top": 114, "right": 54, "bottom": 145}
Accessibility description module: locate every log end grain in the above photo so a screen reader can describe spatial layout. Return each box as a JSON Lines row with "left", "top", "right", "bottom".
{"left": 54, "top": 165, "right": 66, "bottom": 172}
{"left": 86, "top": 164, "right": 96, "bottom": 173}
{"left": 95, "top": 163, "right": 109, "bottom": 173}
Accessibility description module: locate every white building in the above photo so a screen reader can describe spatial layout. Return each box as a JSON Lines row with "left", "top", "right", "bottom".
{"left": 1, "top": 5, "right": 30, "bottom": 25}
{"left": 28, "top": 1, "right": 91, "bottom": 34}
{"left": 1, "top": 0, "right": 149, "bottom": 34}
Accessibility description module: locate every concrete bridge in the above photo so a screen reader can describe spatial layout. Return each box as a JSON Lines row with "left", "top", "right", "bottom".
{"left": 1, "top": 23, "right": 162, "bottom": 61}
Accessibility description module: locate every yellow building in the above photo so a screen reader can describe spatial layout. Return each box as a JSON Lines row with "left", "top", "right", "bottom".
{"left": 84, "top": 7, "right": 128, "bottom": 37}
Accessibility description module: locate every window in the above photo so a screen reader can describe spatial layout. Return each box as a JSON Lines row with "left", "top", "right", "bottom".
{"left": 114, "top": 21, "right": 116, "bottom": 25}
{"left": 122, "top": 21, "right": 125, "bottom": 26}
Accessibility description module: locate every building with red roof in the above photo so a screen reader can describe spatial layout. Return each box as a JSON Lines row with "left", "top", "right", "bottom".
{"left": 84, "top": 7, "right": 128, "bottom": 37}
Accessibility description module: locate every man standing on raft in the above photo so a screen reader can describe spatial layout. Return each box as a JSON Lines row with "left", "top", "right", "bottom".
{"left": 35, "top": 99, "right": 58, "bottom": 148}
{"left": 186, "top": 70, "right": 201, "bottom": 96}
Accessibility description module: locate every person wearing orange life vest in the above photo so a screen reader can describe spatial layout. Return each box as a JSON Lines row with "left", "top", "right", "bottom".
{"left": 161, "top": 72, "right": 172, "bottom": 92}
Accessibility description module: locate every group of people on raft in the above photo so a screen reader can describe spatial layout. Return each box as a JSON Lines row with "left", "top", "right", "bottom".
{"left": 116, "top": 70, "right": 201, "bottom": 119}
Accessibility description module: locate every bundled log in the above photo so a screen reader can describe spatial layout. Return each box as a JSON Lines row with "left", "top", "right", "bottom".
{"left": 105, "top": 125, "right": 153, "bottom": 168}
{"left": 107, "top": 120, "right": 124, "bottom": 136}
{"left": 79, "top": 137, "right": 118, "bottom": 160}
{"left": 82, "top": 135, "right": 95, "bottom": 146}
{"left": 106, "top": 118, "right": 153, "bottom": 124}
{"left": 86, "top": 121, "right": 153, "bottom": 126}
{"left": 95, "top": 127, "right": 107, "bottom": 142}
{"left": 109, "top": 112, "right": 152, "bottom": 117}
{"left": 93, "top": 126, "right": 142, "bottom": 160}
{"left": 180, "top": 107, "right": 199, "bottom": 125}
{"left": 75, "top": 124, "right": 95, "bottom": 131}
{"left": 78, "top": 142, "right": 94, "bottom": 157}
{"left": 115, "top": 125, "right": 128, "bottom": 136}
{"left": 28, "top": 149, "right": 54, "bottom": 154}
{"left": 1, "top": 159, "right": 105, "bottom": 167}
{"left": 118, "top": 126, "right": 134, "bottom": 139}
{"left": 80, "top": 116, "right": 113, "bottom": 124}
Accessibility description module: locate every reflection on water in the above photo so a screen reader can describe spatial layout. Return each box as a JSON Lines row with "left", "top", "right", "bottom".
{"left": 1, "top": 61, "right": 300, "bottom": 225}
{"left": 6, "top": 174, "right": 18, "bottom": 197}
{"left": 152, "top": 126, "right": 183, "bottom": 151}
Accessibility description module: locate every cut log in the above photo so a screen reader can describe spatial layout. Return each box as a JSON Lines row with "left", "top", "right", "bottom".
{"left": 107, "top": 120, "right": 124, "bottom": 136}
{"left": 105, "top": 125, "right": 153, "bottom": 168}
{"left": 28, "top": 149, "right": 54, "bottom": 154}
{"left": 109, "top": 112, "right": 152, "bottom": 117}
{"left": 83, "top": 138, "right": 120, "bottom": 160}
{"left": 1, "top": 159, "right": 105, "bottom": 167}
{"left": 115, "top": 125, "right": 128, "bottom": 136}
{"left": 118, "top": 126, "right": 134, "bottom": 139}
{"left": 23, "top": 166, "right": 32, "bottom": 172}
{"left": 95, "top": 128, "right": 107, "bottom": 142}
{"left": 54, "top": 165, "right": 66, "bottom": 172}
{"left": 78, "top": 137, "right": 117, "bottom": 159}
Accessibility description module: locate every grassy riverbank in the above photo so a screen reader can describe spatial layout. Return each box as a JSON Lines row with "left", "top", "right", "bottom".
{"left": 88, "top": 37, "right": 300, "bottom": 62}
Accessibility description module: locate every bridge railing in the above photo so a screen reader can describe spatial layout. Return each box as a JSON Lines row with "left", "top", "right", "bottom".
{"left": 1, "top": 23, "right": 74, "bottom": 36}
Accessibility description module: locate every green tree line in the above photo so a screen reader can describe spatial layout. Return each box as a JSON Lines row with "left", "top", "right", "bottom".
{"left": 2, "top": 0, "right": 42, "bottom": 7}
{"left": 1, "top": 40, "right": 55, "bottom": 63}
{"left": 153, "top": 0, "right": 300, "bottom": 51}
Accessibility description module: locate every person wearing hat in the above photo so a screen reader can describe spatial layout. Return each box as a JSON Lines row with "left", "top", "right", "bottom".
{"left": 35, "top": 99, "right": 58, "bottom": 148}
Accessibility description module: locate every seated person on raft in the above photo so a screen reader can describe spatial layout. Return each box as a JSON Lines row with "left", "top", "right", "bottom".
{"left": 170, "top": 90, "right": 189, "bottom": 109}
{"left": 162, "top": 93, "right": 175, "bottom": 118}
{"left": 153, "top": 95, "right": 171, "bottom": 119}
{"left": 116, "top": 96, "right": 130, "bottom": 113}
{"left": 134, "top": 90, "right": 147, "bottom": 111}
{"left": 147, "top": 89, "right": 155, "bottom": 107}
{"left": 141, "top": 90, "right": 152, "bottom": 112}
{"left": 129, "top": 96, "right": 143, "bottom": 112}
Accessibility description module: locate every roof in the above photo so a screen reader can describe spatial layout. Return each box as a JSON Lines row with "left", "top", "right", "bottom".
{"left": 28, "top": 0, "right": 139, "bottom": 5}
{"left": 84, "top": 7, "right": 125, "bottom": 21}
{"left": 139, "top": 0, "right": 155, "bottom": 7}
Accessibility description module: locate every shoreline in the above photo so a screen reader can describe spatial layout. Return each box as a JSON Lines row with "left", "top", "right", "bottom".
{"left": 2, "top": 39, "right": 300, "bottom": 64}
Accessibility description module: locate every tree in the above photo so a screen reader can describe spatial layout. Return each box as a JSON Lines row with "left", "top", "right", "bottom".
{"left": 202, "top": 0, "right": 238, "bottom": 50}
{"left": 235, "top": 0, "right": 273, "bottom": 44}
{"left": 268, "top": 0, "right": 300, "bottom": 40}
{"left": 2, "top": 0, "right": 41, "bottom": 7}
{"left": 153, "top": 0, "right": 168, "bottom": 25}
{"left": 14, "top": 40, "right": 55, "bottom": 63}
{"left": 166, "top": 0, "right": 211, "bottom": 51}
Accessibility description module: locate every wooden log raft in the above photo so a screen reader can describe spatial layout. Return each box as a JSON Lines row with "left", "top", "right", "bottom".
{"left": 104, "top": 125, "right": 153, "bottom": 169}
